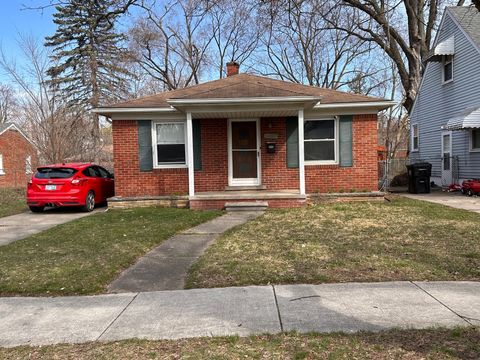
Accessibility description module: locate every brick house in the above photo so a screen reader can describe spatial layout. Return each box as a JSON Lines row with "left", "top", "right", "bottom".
{"left": 95, "top": 63, "right": 394, "bottom": 209}
{"left": 0, "top": 123, "right": 38, "bottom": 188}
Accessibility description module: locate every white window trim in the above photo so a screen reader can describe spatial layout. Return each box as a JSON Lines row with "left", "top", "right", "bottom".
{"left": 151, "top": 120, "right": 188, "bottom": 169}
{"left": 0, "top": 154, "right": 4, "bottom": 175}
{"left": 411, "top": 123, "right": 419, "bottom": 152}
{"left": 469, "top": 129, "right": 480, "bottom": 152}
{"left": 442, "top": 55, "right": 453, "bottom": 84}
{"left": 304, "top": 117, "right": 339, "bottom": 166}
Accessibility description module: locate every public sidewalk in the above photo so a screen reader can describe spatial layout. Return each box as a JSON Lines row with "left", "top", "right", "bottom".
{"left": 0, "top": 281, "right": 478, "bottom": 348}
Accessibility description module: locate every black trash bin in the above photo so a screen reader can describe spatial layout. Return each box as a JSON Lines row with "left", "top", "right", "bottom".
{"left": 406, "top": 162, "right": 432, "bottom": 194}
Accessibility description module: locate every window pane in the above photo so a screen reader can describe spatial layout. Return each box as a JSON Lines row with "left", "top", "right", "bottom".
{"left": 157, "top": 144, "right": 185, "bottom": 164}
{"left": 156, "top": 123, "right": 185, "bottom": 144}
{"left": 305, "top": 120, "right": 334, "bottom": 140}
{"left": 35, "top": 167, "right": 77, "bottom": 179}
{"left": 472, "top": 130, "right": 480, "bottom": 149}
{"left": 444, "top": 61, "right": 453, "bottom": 81}
{"left": 305, "top": 141, "right": 335, "bottom": 161}
{"left": 443, "top": 134, "right": 451, "bottom": 152}
{"left": 413, "top": 124, "right": 418, "bottom": 137}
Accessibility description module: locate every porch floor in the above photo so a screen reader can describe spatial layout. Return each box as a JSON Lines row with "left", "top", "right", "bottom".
{"left": 191, "top": 189, "right": 304, "bottom": 200}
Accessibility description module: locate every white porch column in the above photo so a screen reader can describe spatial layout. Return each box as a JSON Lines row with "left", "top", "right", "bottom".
{"left": 298, "top": 109, "right": 306, "bottom": 195}
{"left": 186, "top": 112, "right": 195, "bottom": 197}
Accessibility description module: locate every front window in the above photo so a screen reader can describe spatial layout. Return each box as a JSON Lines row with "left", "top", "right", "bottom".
{"left": 304, "top": 119, "right": 337, "bottom": 164}
{"left": 154, "top": 122, "right": 186, "bottom": 166}
{"left": 471, "top": 129, "right": 480, "bottom": 150}
{"left": 412, "top": 124, "right": 419, "bottom": 151}
{"left": 443, "top": 55, "right": 453, "bottom": 83}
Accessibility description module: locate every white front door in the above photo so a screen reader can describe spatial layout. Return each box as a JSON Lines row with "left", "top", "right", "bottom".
{"left": 441, "top": 131, "right": 452, "bottom": 187}
{"left": 228, "top": 119, "right": 261, "bottom": 186}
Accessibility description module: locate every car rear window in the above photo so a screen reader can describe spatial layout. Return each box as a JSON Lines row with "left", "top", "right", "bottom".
{"left": 35, "top": 167, "right": 78, "bottom": 179}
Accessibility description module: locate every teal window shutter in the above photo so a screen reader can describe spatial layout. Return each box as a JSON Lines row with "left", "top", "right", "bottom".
{"left": 286, "top": 117, "right": 299, "bottom": 168}
{"left": 193, "top": 119, "right": 202, "bottom": 171}
{"left": 138, "top": 120, "right": 153, "bottom": 172}
{"left": 339, "top": 115, "right": 353, "bottom": 167}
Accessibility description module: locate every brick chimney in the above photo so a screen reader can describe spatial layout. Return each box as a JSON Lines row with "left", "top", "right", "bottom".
{"left": 226, "top": 61, "right": 240, "bottom": 76}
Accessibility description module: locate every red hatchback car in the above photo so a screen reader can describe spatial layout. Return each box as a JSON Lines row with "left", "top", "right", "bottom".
{"left": 27, "top": 163, "right": 114, "bottom": 212}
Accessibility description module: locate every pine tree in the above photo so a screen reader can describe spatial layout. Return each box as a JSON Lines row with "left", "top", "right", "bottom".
{"left": 45, "top": 0, "right": 134, "bottom": 137}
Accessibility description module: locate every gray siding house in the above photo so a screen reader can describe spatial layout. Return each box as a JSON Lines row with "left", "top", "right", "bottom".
{"left": 410, "top": 7, "right": 480, "bottom": 187}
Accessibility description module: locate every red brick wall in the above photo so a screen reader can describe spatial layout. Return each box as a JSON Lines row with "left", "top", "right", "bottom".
{"left": 112, "top": 114, "right": 378, "bottom": 197}
{"left": 112, "top": 120, "right": 188, "bottom": 197}
{"left": 0, "top": 129, "right": 38, "bottom": 188}
{"left": 305, "top": 114, "right": 378, "bottom": 193}
{"left": 261, "top": 118, "right": 299, "bottom": 190}
{"left": 194, "top": 119, "right": 228, "bottom": 192}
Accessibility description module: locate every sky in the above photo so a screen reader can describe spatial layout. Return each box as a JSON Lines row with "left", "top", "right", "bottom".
{"left": 0, "top": 1, "right": 55, "bottom": 82}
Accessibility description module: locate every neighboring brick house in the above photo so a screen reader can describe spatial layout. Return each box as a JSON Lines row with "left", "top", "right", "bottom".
{"left": 0, "top": 123, "right": 38, "bottom": 188}
{"left": 95, "top": 63, "right": 394, "bottom": 209}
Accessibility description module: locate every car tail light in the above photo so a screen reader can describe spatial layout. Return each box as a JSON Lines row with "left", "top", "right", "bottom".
{"left": 71, "top": 178, "right": 86, "bottom": 185}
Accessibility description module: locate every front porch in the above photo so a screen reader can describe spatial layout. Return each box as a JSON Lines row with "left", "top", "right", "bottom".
{"left": 190, "top": 189, "right": 306, "bottom": 210}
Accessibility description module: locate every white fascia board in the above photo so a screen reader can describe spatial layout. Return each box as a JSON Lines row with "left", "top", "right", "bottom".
{"left": 167, "top": 96, "right": 321, "bottom": 106}
{"left": 92, "top": 107, "right": 177, "bottom": 114}
{"left": 0, "top": 123, "right": 35, "bottom": 146}
{"left": 313, "top": 101, "right": 396, "bottom": 110}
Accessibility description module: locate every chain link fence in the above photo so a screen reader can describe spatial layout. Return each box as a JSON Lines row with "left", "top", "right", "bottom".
{"left": 378, "top": 158, "right": 409, "bottom": 191}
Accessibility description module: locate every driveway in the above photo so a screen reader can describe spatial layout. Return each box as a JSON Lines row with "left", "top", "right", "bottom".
{"left": 402, "top": 191, "right": 480, "bottom": 213}
{"left": 0, "top": 208, "right": 101, "bottom": 246}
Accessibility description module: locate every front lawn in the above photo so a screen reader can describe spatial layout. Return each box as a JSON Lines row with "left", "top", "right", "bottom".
{"left": 0, "top": 188, "right": 26, "bottom": 218}
{"left": 1, "top": 327, "right": 478, "bottom": 359}
{"left": 0, "top": 207, "right": 220, "bottom": 296}
{"left": 187, "top": 197, "right": 480, "bottom": 288}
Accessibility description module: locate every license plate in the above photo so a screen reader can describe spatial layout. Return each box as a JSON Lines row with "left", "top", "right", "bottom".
{"left": 45, "top": 185, "right": 57, "bottom": 191}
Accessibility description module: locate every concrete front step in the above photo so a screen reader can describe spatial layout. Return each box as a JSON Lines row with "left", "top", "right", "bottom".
{"left": 224, "top": 185, "right": 267, "bottom": 191}
{"left": 225, "top": 201, "right": 269, "bottom": 211}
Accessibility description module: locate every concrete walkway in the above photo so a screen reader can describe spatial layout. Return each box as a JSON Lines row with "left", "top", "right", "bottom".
{"left": 0, "top": 281, "right": 478, "bottom": 347}
{"left": 0, "top": 208, "right": 101, "bottom": 246}
{"left": 402, "top": 191, "right": 480, "bottom": 213}
{"left": 108, "top": 211, "right": 263, "bottom": 293}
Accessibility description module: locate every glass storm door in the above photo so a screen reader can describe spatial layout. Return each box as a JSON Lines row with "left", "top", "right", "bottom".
{"left": 229, "top": 120, "right": 260, "bottom": 186}
{"left": 441, "top": 132, "right": 452, "bottom": 186}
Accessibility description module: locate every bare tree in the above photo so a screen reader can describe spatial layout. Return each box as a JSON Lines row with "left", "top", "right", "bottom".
{"left": 378, "top": 62, "right": 409, "bottom": 160}
{"left": 324, "top": 0, "right": 465, "bottom": 113}
{"left": 0, "top": 84, "right": 17, "bottom": 124}
{"left": 256, "top": 0, "right": 388, "bottom": 92}
{"left": 0, "top": 37, "right": 93, "bottom": 163}
{"left": 130, "top": 0, "right": 213, "bottom": 90}
{"left": 207, "top": 0, "right": 260, "bottom": 78}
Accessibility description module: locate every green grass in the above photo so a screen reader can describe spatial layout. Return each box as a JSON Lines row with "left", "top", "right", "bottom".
{"left": 0, "top": 188, "right": 27, "bottom": 218}
{"left": 1, "top": 327, "right": 478, "bottom": 359}
{"left": 187, "top": 197, "right": 480, "bottom": 288}
{"left": 0, "top": 207, "right": 220, "bottom": 296}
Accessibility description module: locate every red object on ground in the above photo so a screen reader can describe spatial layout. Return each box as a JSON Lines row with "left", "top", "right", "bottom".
{"left": 26, "top": 163, "right": 114, "bottom": 212}
{"left": 461, "top": 179, "right": 480, "bottom": 196}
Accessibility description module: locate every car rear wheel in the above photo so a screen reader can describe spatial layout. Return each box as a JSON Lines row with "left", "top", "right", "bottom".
{"left": 29, "top": 206, "right": 44, "bottom": 213}
{"left": 82, "top": 191, "right": 95, "bottom": 212}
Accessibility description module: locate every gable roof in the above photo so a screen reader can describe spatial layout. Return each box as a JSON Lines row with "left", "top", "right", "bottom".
{"left": 106, "top": 73, "right": 385, "bottom": 109}
{"left": 447, "top": 6, "right": 480, "bottom": 51}
{"left": 0, "top": 122, "right": 34, "bottom": 145}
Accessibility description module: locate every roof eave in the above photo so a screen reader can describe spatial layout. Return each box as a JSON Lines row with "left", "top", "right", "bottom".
{"left": 92, "top": 107, "right": 178, "bottom": 117}
{"left": 313, "top": 101, "right": 396, "bottom": 110}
